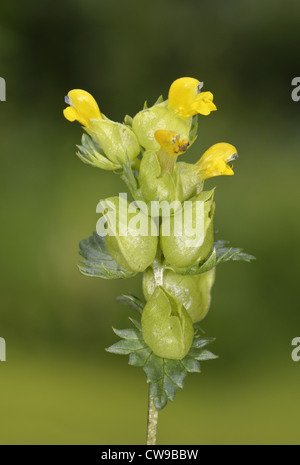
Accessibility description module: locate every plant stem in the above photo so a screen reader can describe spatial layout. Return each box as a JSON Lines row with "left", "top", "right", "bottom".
{"left": 146, "top": 389, "right": 159, "bottom": 445}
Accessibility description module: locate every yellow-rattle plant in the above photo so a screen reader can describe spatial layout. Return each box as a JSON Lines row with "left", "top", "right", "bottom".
{"left": 64, "top": 77, "right": 254, "bottom": 445}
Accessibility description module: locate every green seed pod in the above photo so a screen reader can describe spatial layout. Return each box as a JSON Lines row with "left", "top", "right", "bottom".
{"left": 99, "top": 196, "right": 158, "bottom": 273}
{"left": 86, "top": 118, "right": 140, "bottom": 165}
{"left": 132, "top": 102, "right": 191, "bottom": 152}
{"left": 139, "top": 150, "right": 183, "bottom": 205}
{"left": 160, "top": 190, "right": 215, "bottom": 272}
{"left": 143, "top": 267, "right": 216, "bottom": 323}
{"left": 141, "top": 287, "right": 194, "bottom": 360}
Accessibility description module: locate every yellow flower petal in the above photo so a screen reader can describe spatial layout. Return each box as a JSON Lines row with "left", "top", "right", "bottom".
{"left": 196, "top": 143, "right": 238, "bottom": 180}
{"left": 168, "top": 77, "right": 217, "bottom": 119}
{"left": 154, "top": 130, "right": 189, "bottom": 154}
{"left": 63, "top": 89, "right": 101, "bottom": 127}
{"left": 191, "top": 92, "right": 217, "bottom": 116}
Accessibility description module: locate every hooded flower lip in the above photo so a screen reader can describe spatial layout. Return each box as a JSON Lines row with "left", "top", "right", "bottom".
{"left": 154, "top": 130, "right": 189, "bottom": 155}
{"left": 168, "top": 77, "right": 217, "bottom": 119}
{"left": 196, "top": 143, "right": 238, "bottom": 180}
{"left": 63, "top": 89, "right": 102, "bottom": 127}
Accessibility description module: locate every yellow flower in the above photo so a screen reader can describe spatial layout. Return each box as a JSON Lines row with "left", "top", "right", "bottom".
{"left": 63, "top": 89, "right": 101, "bottom": 127}
{"left": 196, "top": 143, "right": 238, "bottom": 180}
{"left": 154, "top": 130, "right": 189, "bottom": 154}
{"left": 168, "top": 77, "right": 217, "bottom": 119}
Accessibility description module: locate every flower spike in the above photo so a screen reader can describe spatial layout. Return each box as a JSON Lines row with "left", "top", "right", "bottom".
{"left": 168, "top": 77, "right": 217, "bottom": 119}
{"left": 63, "top": 89, "right": 102, "bottom": 127}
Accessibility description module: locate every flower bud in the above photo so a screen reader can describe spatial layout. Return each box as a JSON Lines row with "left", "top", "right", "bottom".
{"left": 160, "top": 190, "right": 215, "bottom": 271}
{"left": 132, "top": 102, "right": 191, "bottom": 152}
{"left": 87, "top": 119, "right": 140, "bottom": 166}
{"left": 141, "top": 287, "right": 194, "bottom": 360}
{"left": 100, "top": 196, "right": 158, "bottom": 273}
{"left": 143, "top": 267, "right": 216, "bottom": 323}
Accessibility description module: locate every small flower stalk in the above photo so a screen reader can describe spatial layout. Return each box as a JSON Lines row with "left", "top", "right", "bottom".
{"left": 64, "top": 77, "right": 254, "bottom": 444}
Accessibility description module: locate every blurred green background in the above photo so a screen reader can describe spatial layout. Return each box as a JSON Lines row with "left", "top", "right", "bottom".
{"left": 1, "top": 0, "right": 300, "bottom": 445}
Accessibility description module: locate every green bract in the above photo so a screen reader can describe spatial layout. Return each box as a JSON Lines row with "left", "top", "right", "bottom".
{"left": 141, "top": 287, "right": 194, "bottom": 360}
{"left": 139, "top": 150, "right": 183, "bottom": 205}
{"left": 86, "top": 118, "right": 140, "bottom": 166}
{"left": 143, "top": 267, "right": 216, "bottom": 323}
{"left": 177, "top": 162, "right": 203, "bottom": 201}
{"left": 102, "top": 196, "right": 158, "bottom": 273}
{"left": 160, "top": 189, "right": 215, "bottom": 272}
{"left": 132, "top": 102, "right": 191, "bottom": 152}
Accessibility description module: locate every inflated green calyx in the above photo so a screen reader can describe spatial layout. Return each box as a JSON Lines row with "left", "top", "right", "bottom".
{"left": 143, "top": 267, "right": 216, "bottom": 323}
{"left": 141, "top": 287, "right": 194, "bottom": 360}
{"left": 139, "top": 150, "right": 183, "bottom": 205}
{"left": 102, "top": 196, "right": 158, "bottom": 273}
{"left": 160, "top": 189, "right": 215, "bottom": 272}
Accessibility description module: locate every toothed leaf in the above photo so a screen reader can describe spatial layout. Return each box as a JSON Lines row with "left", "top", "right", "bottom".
{"left": 106, "top": 316, "right": 217, "bottom": 410}
{"left": 79, "top": 233, "right": 137, "bottom": 280}
{"left": 116, "top": 293, "right": 144, "bottom": 313}
{"left": 177, "top": 239, "right": 255, "bottom": 276}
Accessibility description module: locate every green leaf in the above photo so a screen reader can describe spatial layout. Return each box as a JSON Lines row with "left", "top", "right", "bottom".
{"left": 192, "top": 336, "right": 216, "bottom": 349}
{"left": 79, "top": 232, "right": 137, "bottom": 280}
{"left": 194, "top": 350, "right": 219, "bottom": 361}
{"left": 129, "top": 348, "right": 152, "bottom": 367}
{"left": 106, "top": 339, "right": 147, "bottom": 355}
{"left": 106, "top": 315, "right": 217, "bottom": 410}
{"left": 81, "top": 133, "right": 103, "bottom": 154}
{"left": 180, "top": 357, "right": 201, "bottom": 373}
{"left": 76, "top": 149, "right": 120, "bottom": 170}
{"left": 150, "top": 382, "right": 168, "bottom": 410}
{"left": 128, "top": 317, "right": 142, "bottom": 331}
{"left": 76, "top": 134, "right": 120, "bottom": 171}
{"left": 118, "top": 155, "right": 145, "bottom": 202}
{"left": 162, "top": 377, "right": 178, "bottom": 402}
{"left": 112, "top": 327, "right": 141, "bottom": 340}
{"left": 177, "top": 239, "right": 255, "bottom": 276}
{"left": 143, "top": 353, "right": 163, "bottom": 383}
{"left": 116, "top": 293, "right": 144, "bottom": 313}
{"left": 164, "top": 359, "right": 187, "bottom": 388}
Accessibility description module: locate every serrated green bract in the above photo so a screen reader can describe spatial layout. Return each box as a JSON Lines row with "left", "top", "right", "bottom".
{"left": 76, "top": 134, "right": 121, "bottom": 171}
{"left": 87, "top": 118, "right": 140, "bottom": 165}
{"left": 78, "top": 232, "right": 137, "bottom": 279}
{"left": 116, "top": 293, "right": 144, "bottom": 314}
{"left": 173, "top": 239, "right": 256, "bottom": 276}
{"left": 107, "top": 309, "right": 217, "bottom": 410}
{"left": 118, "top": 156, "right": 145, "bottom": 203}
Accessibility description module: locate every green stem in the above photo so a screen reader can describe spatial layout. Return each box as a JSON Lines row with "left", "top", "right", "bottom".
{"left": 146, "top": 388, "right": 159, "bottom": 445}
